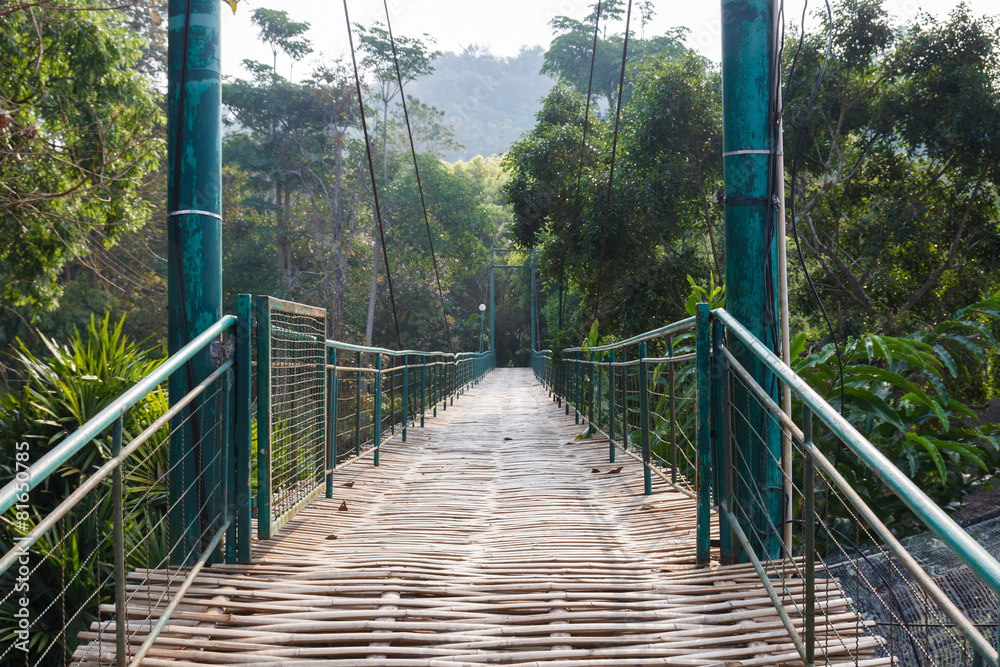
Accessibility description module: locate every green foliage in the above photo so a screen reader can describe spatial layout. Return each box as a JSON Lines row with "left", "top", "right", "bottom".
{"left": 793, "top": 299, "right": 1000, "bottom": 524}
{"left": 0, "top": 315, "right": 169, "bottom": 665}
{"left": 0, "top": 2, "right": 164, "bottom": 309}
{"left": 684, "top": 275, "right": 726, "bottom": 317}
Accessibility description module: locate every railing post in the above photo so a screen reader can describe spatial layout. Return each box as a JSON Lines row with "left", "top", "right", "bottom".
{"left": 327, "top": 347, "right": 338, "bottom": 498}
{"left": 355, "top": 351, "right": 362, "bottom": 457}
{"left": 609, "top": 349, "right": 616, "bottom": 463}
{"left": 374, "top": 354, "right": 382, "bottom": 467}
{"left": 421, "top": 354, "right": 426, "bottom": 427}
{"left": 256, "top": 296, "right": 272, "bottom": 541}
{"left": 712, "top": 318, "right": 731, "bottom": 563}
{"left": 235, "top": 294, "right": 252, "bottom": 563}
{"left": 588, "top": 353, "right": 595, "bottom": 438}
{"left": 696, "top": 303, "right": 712, "bottom": 566}
{"left": 112, "top": 416, "right": 127, "bottom": 667}
{"left": 620, "top": 348, "right": 628, "bottom": 450}
{"left": 402, "top": 355, "right": 409, "bottom": 442}
{"left": 639, "top": 342, "right": 651, "bottom": 496}
{"left": 804, "top": 405, "right": 816, "bottom": 666}
{"left": 668, "top": 334, "right": 677, "bottom": 485}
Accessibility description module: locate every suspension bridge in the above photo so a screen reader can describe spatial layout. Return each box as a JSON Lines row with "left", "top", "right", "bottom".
{"left": 3, "top": 0, "right": 1000, "bottom": 665}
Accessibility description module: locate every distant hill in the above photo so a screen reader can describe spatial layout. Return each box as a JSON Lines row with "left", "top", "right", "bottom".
{"left": 407, "top": 45, "right": 556, "bottom": 161}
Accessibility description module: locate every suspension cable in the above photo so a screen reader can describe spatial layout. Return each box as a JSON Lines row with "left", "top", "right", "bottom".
{"left": 342, "top": 0, "right": 403, "bottom": 349}
{"left": 594, "top": 0, "right": 634, "bottom": 321}
{"left": 381, "top": 0, "right": 455, "bottom": 354}
{"left": 566, "top": 0, "right": 603, "bottom": 326}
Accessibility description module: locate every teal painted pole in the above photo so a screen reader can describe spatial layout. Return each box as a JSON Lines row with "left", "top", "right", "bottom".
{"left": 374, "top": 354, "right": 382, "bottom": 466}
{"left": 420, "top": 354, "right": 426, "bottom": 427}
{"left": 722, "top": 0, "right": 782, "bottom": 560}
{"left": 639, "top": 342, "right": 651, "bottom": 496}
{"left": 256, "top": 297, "right": 272, "bottom": 541}
{"left": 327, "top": 347, "right": 338, "bottom": 498}
{"left": 402, "top": 356, "right": 409, "bottom": 442}
{"left": 696, "top": 304, "right": 712, "bottom": 565}
{"left": 235, "top": 295, "right": 252, "bottom": 563}
{"left": 355, "top": 351, "right": 362, "bottom": 457}
{"left": 489, "top": 247, "right": 496, "bottom": 354}
{"left": 530, "top": 252, "right": 537, "bottom": 356}
{"left": 609, "top": 350, "right": 616, "bottom": 463}
{"left": 712, "top": 318, "right": 731, "bottom": 563}
{"left": 167, "top": 0, "right": 223, "bottom": 566}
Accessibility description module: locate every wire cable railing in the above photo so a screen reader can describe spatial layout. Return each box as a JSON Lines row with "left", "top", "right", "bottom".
{"left": 535, "top": 305, "right": 1000, "bottom": 666}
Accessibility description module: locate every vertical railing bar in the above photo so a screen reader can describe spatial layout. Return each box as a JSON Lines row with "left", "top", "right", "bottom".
{"left": 804, "top": 404, "right": 816, "bottom": 666}
{"left": 609, "top": 350, "right": 616, "bottom": 464}
{"left": 112, "top": 416, "right": 127, "bottom": 667}
{"left": 695, "top": 303, "right": 712, "bottom": 566}
{"left": 235, "top": 295, "right": 252, "bottom": 563}
{"left": 639, "top": 342, "right": 651, "bottom": 496}
{"left": 256, "top": 296, "right": 272, "bottom": 541}
{"left": 327, "top": 347, "right": 337, "bottom": 498}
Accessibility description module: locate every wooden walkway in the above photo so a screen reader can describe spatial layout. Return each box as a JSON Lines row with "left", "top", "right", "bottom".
{"left": 80, "top": 369, "right": 886, "bottom": 666}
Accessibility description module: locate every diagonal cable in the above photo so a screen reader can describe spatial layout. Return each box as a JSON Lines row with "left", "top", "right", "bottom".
{"left": 381, "top": 0, "right": 454, "bottom": 354}
{"left": 594, "top": 0, "right": 634, "bottom": 321}
{"left": 342, "top": 0, "right": 403, "bottom": 349}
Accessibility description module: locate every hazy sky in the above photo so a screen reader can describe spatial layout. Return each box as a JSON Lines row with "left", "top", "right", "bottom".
{"left": 220, "top": 0, "right": 998, "bottom": 81}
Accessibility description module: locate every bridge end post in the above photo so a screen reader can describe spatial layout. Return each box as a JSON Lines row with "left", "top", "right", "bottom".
{"left": 327, "top": 347, "right": 338, "bottom": 499}
{"left": 696, "top": 304, "right": 712, "bottom": 566}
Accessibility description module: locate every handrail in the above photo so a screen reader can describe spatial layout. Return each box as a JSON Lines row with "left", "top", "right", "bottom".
{"left": 714, "top": 307, "right": 1000, "bottom": 595}
{"left": 325, "top": 338, "right": 457, "bottom": 358}
{"left": 0, "top": 314, "right": 237, "bottom": 516}
{"left": 564, "top": 316, "right": 696, "bottom": 353}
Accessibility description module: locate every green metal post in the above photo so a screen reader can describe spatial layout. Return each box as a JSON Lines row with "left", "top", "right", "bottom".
{"left": 621, "top": 348, "right": 628, "bottom": 449}
{"left": 574, "top": 352, "right": 580, "bottom": 425}
{"left": 256, "top": 297, "right": 272, "bottom": 541}
{"left": 327, "top": 347, "right": 338, "bottom": 498}
{"left": 609, "top": 350, "right": 616, "bottom": 463}
{"left": 639, "top": 342, "right": 651, "bottom": 496}
{"left": 712, "top": 318, "right": 731, "bottom": 563}
{"left": 696, "top": 303, "right": 712, "bottom": 566}
{"left": 374, "top": 354, "right": 382, "bottom": 467}
{"left": 587, "top": 352, "right": 594, "bottom": 438}
{"left": 402, "top": 355, "right": 409, "bottom": 442}
{"left": 804, "top": 405, "right": 815, "bottom": 666}
{"left": 420, "top": 354, "right": 426, "bottom": 427}
{"left": 235, "top": 295, "right": 252, "bottom": 563}
{"left": 167, "top": 0, "right": 223, "bottom": 567}
{"left": 489, "top": 247, "right": 496, "bottom": 354}
{"left": 722, "top": 0, "right": 782, "bottom": 561}
{"left": 112, "top": 417, "right": 126, "bottom": 667}
{"left": 355, "top": 351, "right": 362, "bottom": 457}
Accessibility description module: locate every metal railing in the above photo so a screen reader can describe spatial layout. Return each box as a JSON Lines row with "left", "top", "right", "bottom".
{"left": 0, "top": 294, "right": 495, "bottom": 664}
{"left": 536, "top": 305, "right": 1000, "bottom": 666}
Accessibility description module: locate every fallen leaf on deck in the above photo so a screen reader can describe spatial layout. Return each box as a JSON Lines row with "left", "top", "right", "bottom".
{"left": 326, "top": 534, "right": 338, "bottom": 540}
{"left": 338, "top": 501, "right": 349, "bottom": 511}
{"left": 342, "top": 482, "right": 354, "bottom": 488}
{"left": 606, "top": 467, "right": 623, "bottom": 474}
{"left": 591, "top": 468, "right": 601, "bottom": 473}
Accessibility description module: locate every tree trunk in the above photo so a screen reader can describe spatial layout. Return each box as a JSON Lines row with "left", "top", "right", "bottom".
{"left": 363, "top": 100, "right": 392, "bottom": 345}
{"left": 332, "top": 135, "right": 345, "bottom": 338}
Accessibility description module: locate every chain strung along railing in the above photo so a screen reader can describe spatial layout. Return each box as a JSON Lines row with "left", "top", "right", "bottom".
{"left": 535, "top": 305, "right": 1000, "bottom": 667}
{"left": 0, "top": 294, "right": 494, "bottom": 665}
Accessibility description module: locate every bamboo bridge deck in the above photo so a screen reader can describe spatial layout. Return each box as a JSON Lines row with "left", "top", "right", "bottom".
{"left": 80, "top": 369, "right": 886, "bottom": 666}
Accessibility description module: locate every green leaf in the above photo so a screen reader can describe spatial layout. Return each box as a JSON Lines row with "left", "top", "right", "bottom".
{"left": 906, "top": 433, "right": 947, "bottom": 481}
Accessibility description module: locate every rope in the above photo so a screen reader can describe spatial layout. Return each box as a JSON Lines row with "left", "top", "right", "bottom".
{"left": 594, "top": 0, "right": 634, "bottom": 321}
{"left": 342, "top": 0, "right": 403, "bottom": 349}
{"left": 381, "top": 0, "right": 454, "bottom": 354}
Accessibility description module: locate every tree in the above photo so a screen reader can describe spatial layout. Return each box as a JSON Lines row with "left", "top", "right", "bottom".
{"left": 783, "top": 0, "right": 1000, "bottom": 336}
{"left": 250, "top": 8, "right": 312, "bottom": 79}
{"left": 0, "top": 2, "right": 163, "bottom": 310}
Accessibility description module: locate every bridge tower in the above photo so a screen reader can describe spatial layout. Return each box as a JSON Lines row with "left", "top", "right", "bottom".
{"left": 721, "top": 0, "right": 783, "bottom": 561}
{"left": 166, "top": 0, "right": 224, "bottom": 566}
